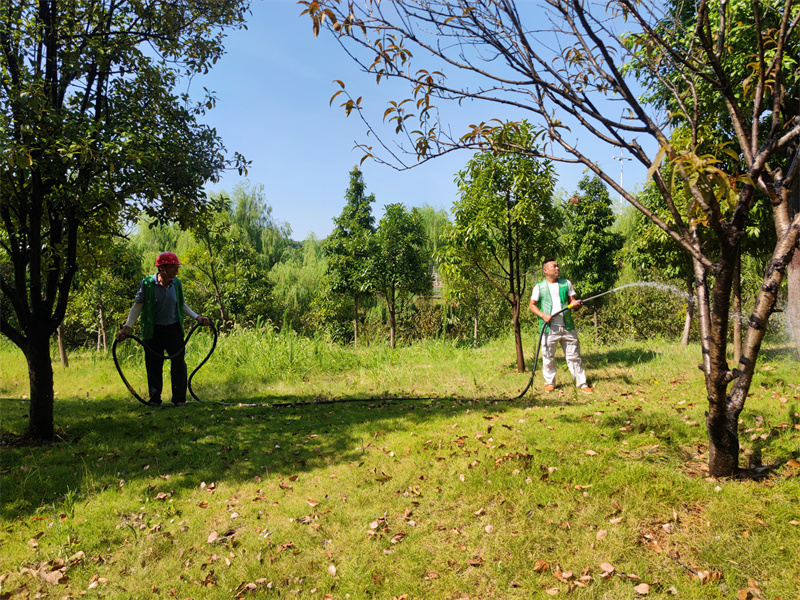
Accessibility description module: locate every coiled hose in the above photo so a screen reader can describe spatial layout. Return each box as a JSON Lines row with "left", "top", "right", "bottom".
{"left": 112, "top": 321, "right": 217, "bottom": 405}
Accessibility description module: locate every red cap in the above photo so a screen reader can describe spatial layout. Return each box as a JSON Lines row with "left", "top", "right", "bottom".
{"left": 155, "top": 251, "right": 180, "bottom": 266}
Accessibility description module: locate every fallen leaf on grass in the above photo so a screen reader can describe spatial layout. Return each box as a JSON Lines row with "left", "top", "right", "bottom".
{"left": 327, "top": 564, "right": 337, "bottom": 576}
{"left": 787, "top": 459, "right": 800, "bottom": 468}
{"left": 424, "top": 572, "right": 439, "bottom": 580}
{"left": 207, "top": 531, "right": 218, "bottom": 544}
{"left": 596, "top": 529, "right": 608, "bottom": 540}
{"left": 695, "top": 570, "right": 723, "bottom": 584}
{"left": 197, "top": 501, "right": 209, "bottom": 509}
{"left": 545, "top": 587, "right": 559, "bottom": 595}
{"left": 585, "top": 450, "right": 598, "bottom": 456}
{"left": 609, "top": 517, "right": 623, "bottom": 525}
{"left": 554, "top": 569, "right": 573, "bottom": 582}
{"left": 634, "top": 582, "right": 650, "bottom": 595}
{"left": 533, "top": 560, "right": 550, "bottom": 573}
{"left": 599, "top": 562, "right": 614, "bottom": 575}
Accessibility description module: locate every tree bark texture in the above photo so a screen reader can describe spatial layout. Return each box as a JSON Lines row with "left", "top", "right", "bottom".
{"left": 353, "top": 295, "right": 360, "bottom": 347}
{"left": 26, "top": 329, "right": 55, "bottom": 440}
{"left": 681, "top": 277, "right": 694, "bottom": 347}
{"left": 57, "top": 325, "right": 69, "bottom": 367}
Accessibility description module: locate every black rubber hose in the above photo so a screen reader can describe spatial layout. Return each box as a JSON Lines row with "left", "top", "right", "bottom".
{"left": 112, "top": 321, "right": 218, "bottom": 405}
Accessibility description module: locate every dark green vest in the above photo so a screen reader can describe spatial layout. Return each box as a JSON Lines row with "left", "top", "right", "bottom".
{"left": 140, "top": 275, "right": 185, "bottom": 340}
{"left": 536, "top": 279, "right": 575, "bottom": 332}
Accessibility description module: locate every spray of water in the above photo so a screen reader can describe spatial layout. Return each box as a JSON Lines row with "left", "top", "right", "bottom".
{"left": 579, "top": 281, "right": 695, "bottom": 305}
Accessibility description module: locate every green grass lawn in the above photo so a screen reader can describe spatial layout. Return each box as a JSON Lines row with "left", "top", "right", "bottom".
{"left": 1, "top": 332, "right": 799, "bottom": 599}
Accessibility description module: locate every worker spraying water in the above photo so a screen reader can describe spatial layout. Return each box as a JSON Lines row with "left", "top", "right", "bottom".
{"left": 529, "top": 258, "right": 593, "bottom": 394}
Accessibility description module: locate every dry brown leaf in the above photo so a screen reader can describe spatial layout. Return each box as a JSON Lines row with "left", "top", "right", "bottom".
{"left": 207, "top": 531, "right": 218, "bottom": 544}
{"left": 596, "top": 529, "right": 608, "bottom": 540}
{"left": 586, "top": 450, "right": 598, "bottom": 456}
{"left": 545, "top": 587, "right": 559, "bottom": 595}
{"left": 327, "top": 564, "right": 337, "bottom": 577}
{"left": 533, "top": 559, "right": 550, "bottom": 573}
{"left": 424, "top": 572, "right": 439, "bottom": 580}
{"left": 600, "top": 562, "right": 614, "bottom": 574}
{"left": 787, "top": 459, "right": 800, "bottom": 468}
{"left": 609, "top": 517, "right": 623, "bottom": 525}
{"left": 634, "top": 582, "right": 650, "bottom": 595}
{"left": 197, "top": 501, "right": 209, "bottom": 509}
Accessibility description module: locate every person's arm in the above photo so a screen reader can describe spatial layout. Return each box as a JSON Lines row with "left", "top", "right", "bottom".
{"left": 183, "top": 304, "right": 210, "bottom": 326}
{"left": 117, "top": 303, "right": 143, "bottom": 341}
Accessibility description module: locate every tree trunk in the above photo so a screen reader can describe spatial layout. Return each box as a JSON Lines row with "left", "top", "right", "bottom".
{"left": 788, "top": 249, "right": 800, "bottom": 353}
{"left": 353, "top": 295, "right": 360, "bottom": 347}
{"left": 473, "top": 303, "right": 478, "bottom": 349}
{"left": 57, "top": 325, "right": 69, "bottom": 367}
{"left": 512, "top": 295, "right": 525, "bottom": 372}
{"left": 26, "top": 330, "right": 55, "bottom": 440}
{"left": 694, "top": 246, "right": 740, "bottom": 478}
{"left": 732, "top": 250, "right": 742, "bottom": 364}
{"left": 681, "top": 277, "right": 694, "bottom": 346}
{"left": 98, "top": 300, "right": 107, "bottom": 353}
{"left": 388, "top": 288, "right": 396, "bottom": 349}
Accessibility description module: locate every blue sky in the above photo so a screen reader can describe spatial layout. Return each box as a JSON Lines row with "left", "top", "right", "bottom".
{"left": 196, "top": 0, "right": 648, "bottom": 240}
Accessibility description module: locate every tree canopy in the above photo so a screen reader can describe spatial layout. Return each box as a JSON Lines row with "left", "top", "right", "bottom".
{"left": 0, "top": 0, "right": 250, "bottom": 439}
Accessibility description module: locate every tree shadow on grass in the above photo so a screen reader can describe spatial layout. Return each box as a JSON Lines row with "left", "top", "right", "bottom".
{"left": 0, "top": 390, "right": 560, "bottom": 520}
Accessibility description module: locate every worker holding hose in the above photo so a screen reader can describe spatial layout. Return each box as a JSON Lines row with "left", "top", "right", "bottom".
{"left": 116, "top": 252, "right": 211, "bottom": 407}
{"left": 529, "top": 258, "right": 593, "bottom": 394}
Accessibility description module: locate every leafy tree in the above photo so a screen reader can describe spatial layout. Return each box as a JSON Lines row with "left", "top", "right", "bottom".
{"left": 62, "top": 239, "right": 144, "bottom": 351}
{"left": 302, "top": 0, "right": 800, "bottom": 477}
{"left": 623, "top": 185, "right": 697, "bottom": 345}
{"left": 371, "top": 204, "right": 431, "bottom": 348}
{"left": 561, "top": 176, "right": 624, "bottom": 335}
{"left": 441, "top": 122, "right": 559, "bottom": 371}
{"left": 0, "top": 0, "right": 249, "bottom": 440}
{"left": 322, "top": 167, "right": 377, "bottom": 345}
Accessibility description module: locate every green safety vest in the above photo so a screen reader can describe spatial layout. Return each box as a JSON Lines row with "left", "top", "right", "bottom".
{"left": 140, "top": 275, "right": 185, "bottom": 340}
{"left": 536, "top": 279, "right": 575, "bottom": 332}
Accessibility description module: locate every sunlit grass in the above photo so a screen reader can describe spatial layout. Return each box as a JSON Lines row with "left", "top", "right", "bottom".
{"left": 1, "top": 332, "right": 799, "bottom": 599}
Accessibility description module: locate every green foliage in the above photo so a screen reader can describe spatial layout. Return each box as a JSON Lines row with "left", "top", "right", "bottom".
{"left": 268, "top": 236, "right": 327, "bottom": 335}
{"left": 440, "top": 121, "right": 558, "bottom": 362}
{"left": 0, "top": 0, "right": 249, "bottom": 438}
{"left": 320, "top": 166, "right": 378, "bottom": 342}
{"left": 442, "top": 122, "right": 559, "bottom": 301}
{"left": 323, "top": 167, "right": 377, "bottom": 296}
{"left": 371, "top": 204, "right": 432, "bottom": 346}
{"left": 560, "top": 175, "right": 624, "bottom": 303}
{"left": 61, "top": 240, "right": 144, "bottom": 348}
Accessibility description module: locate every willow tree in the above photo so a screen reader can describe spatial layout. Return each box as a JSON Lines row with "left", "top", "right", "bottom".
{"left": 1, "top": 0, "right": 249, "bottom": 440}
{"left": 302, "top": 0, "right": 800, "bottom": 477}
